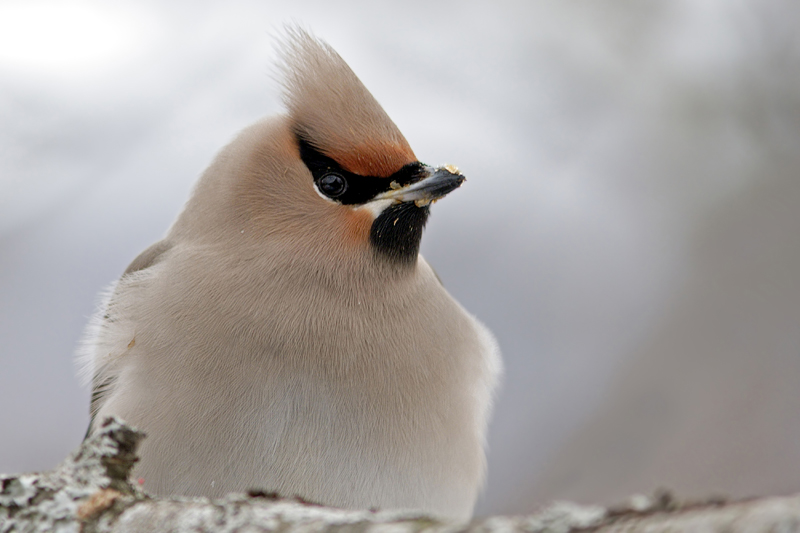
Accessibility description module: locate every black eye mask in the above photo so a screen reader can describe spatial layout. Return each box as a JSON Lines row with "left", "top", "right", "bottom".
{"left": 296, "top": 133, "right": 426, "bottom": 205}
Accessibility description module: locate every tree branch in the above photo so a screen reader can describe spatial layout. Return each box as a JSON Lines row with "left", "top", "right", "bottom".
{"left": 2, "top": 417, "right": 799, "bottom": 532}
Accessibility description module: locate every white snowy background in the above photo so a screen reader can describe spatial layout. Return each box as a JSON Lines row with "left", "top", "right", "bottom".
{"left": 1, "top": 0, "right": 799, "bottom": 516}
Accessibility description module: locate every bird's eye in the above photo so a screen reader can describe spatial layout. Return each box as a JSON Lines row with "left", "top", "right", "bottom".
{"left": 318, "top": 173, "right": 347, "bottom": 198}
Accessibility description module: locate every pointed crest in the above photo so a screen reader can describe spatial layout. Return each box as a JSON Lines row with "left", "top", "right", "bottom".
{"left": 277, "top": 28, "right": 415, "bottom": 177}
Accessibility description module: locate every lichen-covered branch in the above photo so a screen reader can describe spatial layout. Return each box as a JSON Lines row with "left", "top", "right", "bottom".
{"left": 2, "top": 417, "right": 800, "bottom": 533}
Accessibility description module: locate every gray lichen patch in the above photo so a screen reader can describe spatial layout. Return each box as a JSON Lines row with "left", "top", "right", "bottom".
{"left": 0, "top": 417, "right": 147, "bottom": 533}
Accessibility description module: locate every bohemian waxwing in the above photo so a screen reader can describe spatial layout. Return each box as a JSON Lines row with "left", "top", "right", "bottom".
{"left": 79, "top": 29, "right": 501, "bottom": 521}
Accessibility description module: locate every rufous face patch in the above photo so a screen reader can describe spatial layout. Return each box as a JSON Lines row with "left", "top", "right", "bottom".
{"left": 329, "top": 141, "right": 416, "bottom": 178}
{"left": 338, "top": 205, "right": 375, "bottom": 246}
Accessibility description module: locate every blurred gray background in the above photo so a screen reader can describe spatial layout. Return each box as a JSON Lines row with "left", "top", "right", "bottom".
{"left": 1, "top": 0, "right": 799, "bottom": 517}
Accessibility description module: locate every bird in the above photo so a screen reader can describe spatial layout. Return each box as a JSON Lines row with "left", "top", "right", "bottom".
{"left": 78, "top": 29, "right": 501, "bottom": 521}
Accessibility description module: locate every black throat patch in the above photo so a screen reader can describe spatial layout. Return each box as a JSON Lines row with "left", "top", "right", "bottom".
{"left": 370, "top": 202, "right": 431, "bottom": 265}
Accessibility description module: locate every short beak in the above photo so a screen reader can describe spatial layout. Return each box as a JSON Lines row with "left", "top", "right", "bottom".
{"left": 376, "top": 165, "right": 466, "bottom": 207}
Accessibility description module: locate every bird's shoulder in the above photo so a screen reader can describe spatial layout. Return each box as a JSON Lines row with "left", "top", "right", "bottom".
{"left": 123, "top": 239, "right": 173, "bottom": 276}
{"left": 83, "top": 239, "right": 174, "bottom": 438}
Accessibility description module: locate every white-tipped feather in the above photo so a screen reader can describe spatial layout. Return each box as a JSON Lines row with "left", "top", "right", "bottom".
{"left": 76, "top": 279, "right": 118, "bottom": 388}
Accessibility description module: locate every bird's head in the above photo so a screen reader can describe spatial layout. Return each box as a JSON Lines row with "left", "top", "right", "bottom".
{"left": 172, "top": 29, "right": 464, "bottom": 273}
